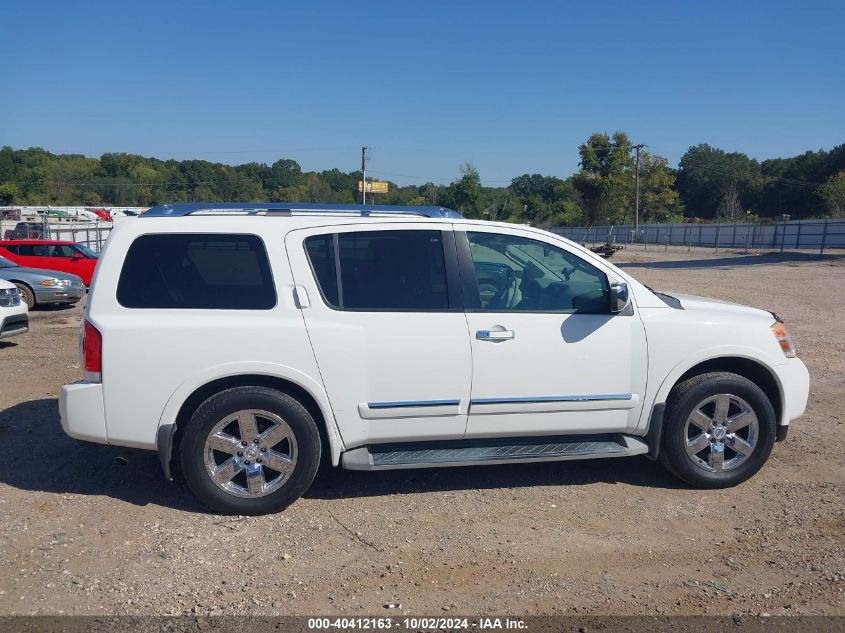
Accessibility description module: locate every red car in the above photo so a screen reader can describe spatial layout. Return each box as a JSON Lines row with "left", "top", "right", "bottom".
{"left": 0, "top": 240, "right": 99, "bottom": 286}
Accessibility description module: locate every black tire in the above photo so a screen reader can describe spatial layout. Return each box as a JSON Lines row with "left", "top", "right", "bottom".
{"left": 15, "top": 283, "right": 35, "bottom": 310}
{"left": 180, "top": 386, "right": 321, "bottom": 515}
{"left": 660, "top": 371, "right": 776, "bottom": 488}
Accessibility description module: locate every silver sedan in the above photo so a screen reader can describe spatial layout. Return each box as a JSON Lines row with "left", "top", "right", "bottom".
{"left": 0, "top": 255, "right": 85, "bottom": 309}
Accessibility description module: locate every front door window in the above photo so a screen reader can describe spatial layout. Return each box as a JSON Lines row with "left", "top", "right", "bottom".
{"left": 466, "top": 231, "right": 609, "bottom": 313}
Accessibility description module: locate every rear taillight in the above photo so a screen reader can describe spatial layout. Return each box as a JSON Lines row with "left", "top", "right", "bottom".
{"left": 83, "top": 319, "right": 102, "bottom": 381}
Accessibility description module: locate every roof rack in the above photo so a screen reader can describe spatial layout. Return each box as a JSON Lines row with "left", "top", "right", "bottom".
{"left": 141, "top": 203, "right": 462, "bottom": 219}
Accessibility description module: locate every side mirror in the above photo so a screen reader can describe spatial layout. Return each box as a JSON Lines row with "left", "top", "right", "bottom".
{"left": 71, "top": 251, "right": 84, "bottom": 259}
{"left": 609, "top": 281, "right": 630, "bottom": 314}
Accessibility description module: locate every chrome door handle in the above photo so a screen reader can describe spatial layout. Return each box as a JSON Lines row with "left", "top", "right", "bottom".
{"left": 476, "top": 329, "right": 515, "bottom": 341}
{"left": 293, "top": 285, "right": 310, "bottom": 309}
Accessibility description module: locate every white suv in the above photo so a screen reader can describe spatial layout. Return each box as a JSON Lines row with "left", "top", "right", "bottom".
{"left": 59, "top": 203, "right": 810, "bottom": 515}
{"left": 0, "top": 278, "right": 28, "bottom": 340}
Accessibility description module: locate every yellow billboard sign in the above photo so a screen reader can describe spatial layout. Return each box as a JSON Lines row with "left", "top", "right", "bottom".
{"left": 358, "top": 180, "right": 389, "bottom": 194}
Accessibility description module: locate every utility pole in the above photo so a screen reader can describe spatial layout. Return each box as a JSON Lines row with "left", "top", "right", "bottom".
{"left": 360, "top": 146, "right": 367, "bottom": 205}
{"left": 632, "top": 143, "right": 647, "bottom": 237}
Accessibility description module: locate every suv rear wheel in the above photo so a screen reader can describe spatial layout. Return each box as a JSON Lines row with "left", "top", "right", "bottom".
{"left": 661, "top": 372, "right": 776, "bottom": 488}
{"left": 180, "top": 386, "right": 321, "bottom": 515}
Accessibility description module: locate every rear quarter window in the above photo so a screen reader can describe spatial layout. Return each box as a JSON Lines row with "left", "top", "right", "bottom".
{"left": 117, "top": 234, "right": 276, "bottom": 309}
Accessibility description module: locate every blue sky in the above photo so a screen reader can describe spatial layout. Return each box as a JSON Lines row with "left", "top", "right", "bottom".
{"left": 1, "top": 0, "right": 843, "bottom": 186}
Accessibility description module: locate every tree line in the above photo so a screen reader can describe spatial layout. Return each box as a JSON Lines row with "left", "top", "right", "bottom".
{"left": 0, "top": 134, "right": 843, "bottom": 225}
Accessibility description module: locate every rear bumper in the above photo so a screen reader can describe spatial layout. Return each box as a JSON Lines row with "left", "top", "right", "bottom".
{"left": 0, "top": 312, "right": 28, "bottom": 339}
{"left": 59, "top": 381, "right": 108, "bottom": 444}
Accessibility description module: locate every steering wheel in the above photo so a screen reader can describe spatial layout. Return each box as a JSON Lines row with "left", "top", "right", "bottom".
{"left": 477, "top": 267, "right": 513, "bottom": 308}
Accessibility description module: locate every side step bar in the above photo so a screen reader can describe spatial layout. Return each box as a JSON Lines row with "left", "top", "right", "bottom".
{"left": 341, "top": 434, "right": 649, "bottom": 471}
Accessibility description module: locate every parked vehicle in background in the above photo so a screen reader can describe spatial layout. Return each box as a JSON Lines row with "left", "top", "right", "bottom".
{"left": 0, "top": 240, "right": 98, "bottom": 286}
{"left": 3, "top": 222, "right": 45, "bottom": 240}
{"left": 0, "top": 278, "right": 28, "bottom": 340}
{"left": 111, "top": 210, "right": 140, "bottom": 219}
{"left": 59, "top": 203, "right": 810, "bottom": 516}
{"left": 0, "top": 256, "right": 85, "bottom": 309}
{"left": 90, "top": 208, "right": 112, "bottom": 222}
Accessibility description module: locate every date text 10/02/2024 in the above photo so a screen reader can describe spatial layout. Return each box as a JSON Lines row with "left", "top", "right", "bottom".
{"left": 307, "top": 618, "right": 527, "bottom": 630}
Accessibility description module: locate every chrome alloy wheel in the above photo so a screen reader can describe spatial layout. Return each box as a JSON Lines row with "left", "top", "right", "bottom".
{"left": 684, "top": 394, "right": 759, "bottom": 472}
{"left": 203, "top": 409, "right": 298, "bottom": 498}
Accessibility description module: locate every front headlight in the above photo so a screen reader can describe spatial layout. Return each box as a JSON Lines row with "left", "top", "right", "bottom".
{"left": 0, "top": 287, "right": 20, "bottom": 307}
{"left": 40, "top": 278, "right": 71, "bottom": 287}
{"left": 771, "top": 322, "right": 796, "bottom": 358}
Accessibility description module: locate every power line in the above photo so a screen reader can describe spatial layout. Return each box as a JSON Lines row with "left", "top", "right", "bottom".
{"left": 5, "top": 181, "right": 219, "bottom": 187}
{"left": 107, "top": 147, "right": 360, "bottom": 156}
{"left": 368, "top": 169, "right": 513, "bottom": 184}
{"left": 679, "top": 156, "right": 822, "bottom": 190}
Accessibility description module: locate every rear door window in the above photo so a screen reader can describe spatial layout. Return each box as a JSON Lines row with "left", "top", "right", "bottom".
{"left": 305, "top": 230, "right": 450, "bottom": 311}
{"left": 14, "top": 244, "right": 49, "bottom": 256}
{"left": 117, "top": 234, "right": 276, "bottom": 309}
{"left": 303, "top": 234, "right": 339, "bottom": 307}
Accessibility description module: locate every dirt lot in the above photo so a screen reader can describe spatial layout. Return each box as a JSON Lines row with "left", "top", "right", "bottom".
{"left": 1, "top": 247, "right": 843, "bottom": 617}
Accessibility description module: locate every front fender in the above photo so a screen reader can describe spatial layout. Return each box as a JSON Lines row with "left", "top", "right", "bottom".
{"left": 639, "top": 344, "right": 786, "bottom": 433}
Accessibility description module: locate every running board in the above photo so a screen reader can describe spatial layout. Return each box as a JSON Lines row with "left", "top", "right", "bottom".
{"left": 340, "top": 434, "right": 649, "bottom": 471}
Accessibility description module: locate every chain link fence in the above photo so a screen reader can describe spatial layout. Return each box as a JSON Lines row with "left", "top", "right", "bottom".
{"left": 548, "top": 219, "right": 845, "bottom": 255}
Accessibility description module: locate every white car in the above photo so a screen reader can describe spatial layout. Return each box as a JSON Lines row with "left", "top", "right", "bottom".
{"left": 59, "top": 203, "right": 810, "bottom": 515}
{"left": 0, "top": 278, "right": 28, "bottom": 340}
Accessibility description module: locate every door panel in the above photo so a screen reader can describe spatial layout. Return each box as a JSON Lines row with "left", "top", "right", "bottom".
{"left": 285, "top": 224, "right": 472, "bottom": 448}
{"left": 458, "top": 228, "right": 648, "bottom": 438}
{"left": 46, "top": 243, "right": 75, "bottom": 274}
{"left": 10, "top": 244, "right": 48, "bottom": 268}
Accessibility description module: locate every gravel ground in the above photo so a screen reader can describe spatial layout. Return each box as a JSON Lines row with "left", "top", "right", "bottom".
{"left": 0, "top": 246, "right": 843, "bottom": 617}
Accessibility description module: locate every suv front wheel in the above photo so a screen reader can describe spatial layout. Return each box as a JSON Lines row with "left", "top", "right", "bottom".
{"left": 180, "top": 386, "right": 321, "bottom": 515}
{"left": 661, "top": 372, "right": 776, "bottom": 488}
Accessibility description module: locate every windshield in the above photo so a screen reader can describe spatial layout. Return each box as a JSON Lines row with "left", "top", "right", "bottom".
{"left": 75, "top": 244, "right": 99, "bottom": 258}
{"left": 0, "top": 256, "right": 18, "bottom": 268}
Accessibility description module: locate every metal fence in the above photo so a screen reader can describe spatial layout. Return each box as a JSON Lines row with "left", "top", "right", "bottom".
{"left": 3, "top": 214, "right": 845, "bottom": 257}
{"left": 0, "top": 218, "right": 113, "bottom": 252}
{"left": 548, "top": 218, "right": 845, "bottom": 255}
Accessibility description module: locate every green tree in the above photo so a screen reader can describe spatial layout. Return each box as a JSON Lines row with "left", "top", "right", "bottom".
{"left": 0, "top": 183, "right": 20, "bottom": 205}
{"left": 268, "top": 159, "right": 304, "bottom": 189}
{"left": 818, "top": 171, "right": 845, "bottom": 216}
{"left": 676, "top": 144, "right": 763, "bottom": 219}
{"left": 757, "top": 144, "right": 845, "bottom": 217}
{"left": 638, "top": 153, "right": 680, "bottom": 222}
{"left": 0, "top": 143, "right": 842, "bottom": 220}
{"left": 453, "top": 163, "right": 482, "bottom": 217}
{"left": 507, "top": 174, "right": 586, "bottom": 225}
{"left": 573, "top": 131, "right": 634, "bottom": 224}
